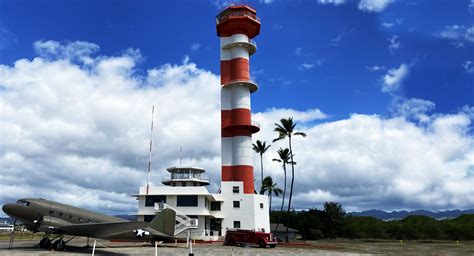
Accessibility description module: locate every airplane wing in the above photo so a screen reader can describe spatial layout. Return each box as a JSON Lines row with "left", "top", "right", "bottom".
{"left": 58, "top": 221, "right": 171, "bottom": 240}
{"left": 58, "top": 208, "right": 176, "bottom": 241}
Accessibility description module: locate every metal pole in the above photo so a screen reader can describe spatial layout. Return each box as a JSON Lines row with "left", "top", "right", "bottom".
{"left": 155, "top": 241, "right": 158, "bottom": 256}
{"left": 146, "top": 105, "right": 155, "bottom": 195}
{"left": 92, "top": 240, "right": 96, "bottom": 255}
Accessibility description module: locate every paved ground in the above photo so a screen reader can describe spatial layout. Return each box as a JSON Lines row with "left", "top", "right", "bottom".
{"left": 0, "top": 238, "right": 367, "bottom": 256}
{"left": 1, "top": 238, "right": 473, "bottom": 255}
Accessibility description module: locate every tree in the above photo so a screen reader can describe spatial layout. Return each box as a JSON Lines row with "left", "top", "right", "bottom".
{"left": 321, "top": 202, "right": 346, "bottom": 238}
{"left": 260, "top": 176, "right": 283, "bottom": 216}
{"left": 273, "top": 117, "right": 306, "bottom": 242}
{"left": 252, "top": 140, "right": 271, "bottom": 194}
{"left": 272, "top": 148, "right": 295, "bottom": 234}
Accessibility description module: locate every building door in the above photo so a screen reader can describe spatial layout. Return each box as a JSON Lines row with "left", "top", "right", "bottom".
{"left": 209, "top": 218, "right": 222, "bottom": 236}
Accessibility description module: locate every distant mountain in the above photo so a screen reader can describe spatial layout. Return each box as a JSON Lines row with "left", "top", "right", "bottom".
{"left": 350, "top": 209, "right": 474, "bottom": 220}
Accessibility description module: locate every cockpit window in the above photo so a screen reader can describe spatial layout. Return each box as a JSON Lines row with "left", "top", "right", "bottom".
{"left": 16, "top": 200, "right": 30, "bottom": 206}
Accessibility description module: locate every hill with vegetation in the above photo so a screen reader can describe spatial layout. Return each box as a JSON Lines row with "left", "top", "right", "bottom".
{"left": 271, "top": 203, "right": 474, "bottom": 240}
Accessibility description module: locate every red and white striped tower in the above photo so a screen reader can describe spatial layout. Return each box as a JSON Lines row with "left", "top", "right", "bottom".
{"left": 216, "top": 6, "right": 260, "bottom": 194}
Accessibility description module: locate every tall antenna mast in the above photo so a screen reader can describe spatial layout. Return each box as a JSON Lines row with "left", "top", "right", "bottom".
{"left": 146, "top": 105, "right": 154, "bottom": 195}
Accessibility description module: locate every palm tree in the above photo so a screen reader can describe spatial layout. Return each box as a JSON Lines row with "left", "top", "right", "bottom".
{"left": 260, "top": 176, "right": 283, "bottom": 216}
{"left": 272, "top": 148, "right": 295, "bottom": 235}
{"left": 273, "top": 117, "right": 306, "bottom": 242}
{"left": 252, "top": 140, "right": 271, "bottom": 194}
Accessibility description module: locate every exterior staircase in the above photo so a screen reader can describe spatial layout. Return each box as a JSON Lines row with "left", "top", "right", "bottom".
{"left": 154, "top": 202, "right": 198, "bottom": 236}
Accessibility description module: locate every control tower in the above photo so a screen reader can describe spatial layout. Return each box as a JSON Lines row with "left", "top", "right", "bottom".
{"left": 217, "top": 5, "right": 260, "bottom": 194}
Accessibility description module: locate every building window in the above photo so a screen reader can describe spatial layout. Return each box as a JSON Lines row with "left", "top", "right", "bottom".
{"left": 260, "top": 203, "right": 264, "bottom": 209}
{"left": 233, "top": 221, "right": 241, "bottom": 229}
{"left": 144, "top": 215, "right": 155, "bottom": 222}
{"left": 233, "top": 201, "right": 240, "bottom": 208}
{"left": 145, "top": 195, "right": 167, "bottom": 207}
{"left": 177, "top": 195, "right": 198, "bottom": 207}
{"left": 211, "top": 201, "right": 221, "bottom": 211}
{"left": 232, "top": 186, "right": 239, "bottom": 194}
{"left": 59, "top": 212, "right": 63, "bottom": 217}
{"left": 49, "top": 210, "right": 54, "bottom": 214}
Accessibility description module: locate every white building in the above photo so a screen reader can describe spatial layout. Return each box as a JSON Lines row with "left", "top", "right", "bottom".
{"left": 134, "top": 166, "right": 269, "bottom": 240}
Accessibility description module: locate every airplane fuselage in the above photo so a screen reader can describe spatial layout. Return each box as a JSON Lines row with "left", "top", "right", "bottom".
{"left": 2, "top": 198, "right": 126, "bottom": 233}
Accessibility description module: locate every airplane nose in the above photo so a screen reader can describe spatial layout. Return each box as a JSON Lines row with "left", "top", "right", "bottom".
{"left": 2, "top": 204, "right": 14, "bottom": 216}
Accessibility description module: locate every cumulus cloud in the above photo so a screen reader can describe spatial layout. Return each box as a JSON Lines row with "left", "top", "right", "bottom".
{"left": 0, "top": 40, "right": 221, "bottom": 214}
{"left": 381, "top": 63, "right": 409, "bottom": 93}
{"left": 255, "top": 112, "right": 474, "bottom": 211}
{"left": 1, "top": 40, "right": 473, "bottom": 216}
{"left": 358, "top": 0, "right": 392, "bottom": 12}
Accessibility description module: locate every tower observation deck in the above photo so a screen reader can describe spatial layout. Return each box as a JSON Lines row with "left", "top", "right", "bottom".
{"left": 217, "top": 5, "right": 260, "bottom": 194}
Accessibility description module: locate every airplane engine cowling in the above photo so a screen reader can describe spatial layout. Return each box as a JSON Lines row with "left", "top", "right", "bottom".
{"left": 36, "top": 216, "right": 71, "bottom": 233}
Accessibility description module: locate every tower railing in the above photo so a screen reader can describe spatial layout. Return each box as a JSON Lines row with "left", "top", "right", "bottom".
{"left": 216, "top": 10, "right": 260, "bottom": 24}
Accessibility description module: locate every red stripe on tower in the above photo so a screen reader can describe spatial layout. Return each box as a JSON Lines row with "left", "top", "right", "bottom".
{"left": 217, "top": 5, "right": 260, "bottom": 194}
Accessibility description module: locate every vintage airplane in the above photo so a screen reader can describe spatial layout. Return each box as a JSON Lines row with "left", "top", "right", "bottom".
{"left": 2, "top": 198, "right": 176, "bottom": 250}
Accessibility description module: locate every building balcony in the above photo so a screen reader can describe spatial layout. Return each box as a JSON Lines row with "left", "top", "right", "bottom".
{"left": 222, "top": 79, "right": 258, "bottom": 93}
{"left": 222, "top": 39, "right": 257, "bottom": 55}
{"left": 162, "top": 175, "right": 210, "bottom": 186}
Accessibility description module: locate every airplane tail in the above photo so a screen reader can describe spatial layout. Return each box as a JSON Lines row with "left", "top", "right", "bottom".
{"left": 149, "top": 208, "right": 176, "bottom": 237}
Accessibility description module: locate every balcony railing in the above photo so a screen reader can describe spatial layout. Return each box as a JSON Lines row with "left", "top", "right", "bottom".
{"left": 216, "top": 10, "right": 260, "bottom": 24}
{"left": 162, "top": 175, "right": 210, "bottom": 183}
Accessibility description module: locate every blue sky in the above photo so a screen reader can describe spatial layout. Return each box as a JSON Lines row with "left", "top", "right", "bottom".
{"left": 0, "top": 0, "right": 473, "bottom": 214}
{"left": 1, "top": 0, "right": 472, "bottom": 116}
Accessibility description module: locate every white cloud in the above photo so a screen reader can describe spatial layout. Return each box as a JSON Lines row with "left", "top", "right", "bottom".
{"left": 0, "top": 40, "right": 221, "bottom": 214}
{"left": 388, "top": 35, "right": 400, "bottom": 50}
{"left": 1, "top": 40, "right": 473, "bottom": 215}
{"left": 190, "top": 42, "right": 201, "bottom": 51}
{"left": 391, "top": 98, "right": 436, "bottom": 123}
{"left": 438, "top": 25, "right": 474, "bottom": 46}
{"left": 259, "top": 0, "right": 274, "bottom": 4}
{"left": 317, "top": 0, "right": 347, "bottom": 5}
{"left": 366, "top": 65, "right": 385, "bottom": 71}
{"left": 381, "top": 63, "right": 409, "bottom": 93}
{"left": 33, "top": 40, "right": 100, "bottom": 63}
{"left": 298, "top": 63, "right": 315, "bottom": 70}
{"left": 358, "top": 0, "right": 392, "bottom": 12}
{"left": 463, "top": 61, "right": 474, "bottom": 74}
{"left": 256, "top": 112, "right": 474, "bottom": 211}
{"left": 469, "top": 0, "right": 474, "bottom": 13}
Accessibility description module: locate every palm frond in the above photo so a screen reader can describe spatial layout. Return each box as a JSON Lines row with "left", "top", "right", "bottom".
{"left": 294, "top": 132, "right": 307, "bottom": 137}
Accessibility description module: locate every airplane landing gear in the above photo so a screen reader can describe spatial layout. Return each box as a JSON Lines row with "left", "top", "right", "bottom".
{"left": 52, "top": 239, "right": 66, "bottom": 251}
{"left": 39, "top": 237, "right": 51, "bottom": 248}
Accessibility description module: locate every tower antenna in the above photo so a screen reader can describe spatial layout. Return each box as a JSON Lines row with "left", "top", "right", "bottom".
{"left": 146, "top": 105, "right": 154, "bottom": 195}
